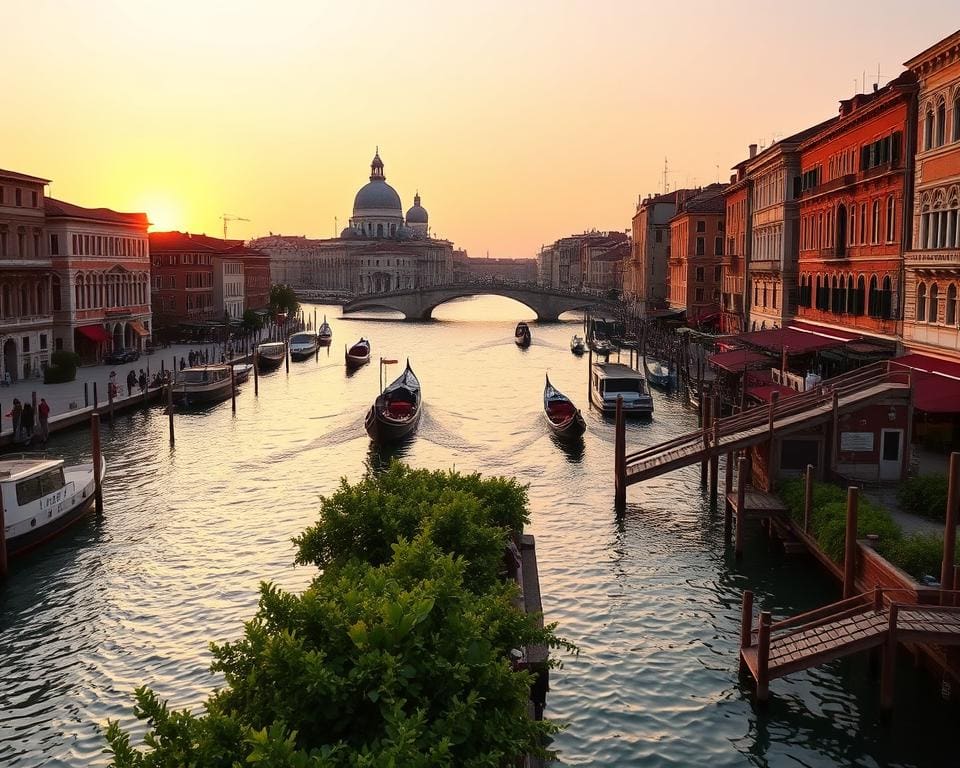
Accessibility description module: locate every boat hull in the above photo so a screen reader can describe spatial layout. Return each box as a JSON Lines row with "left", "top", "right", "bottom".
{"left": 318, "top": 334, "right": 333, "bottom": 347}
{"left": 290, "top": 346, "right": 318, "bottom": 361}
{"left": 364, "top": 404, "right": 421, "bottom": 442}
{"left": 7, "top": 494, "right": 97, "bottom": 558}
{"left": 515, "top": 335, "right": 531, "bottom": 348}
{"left": 172, "top": 382, "right": 234, "bottom": 405}
{"left": 589, "top": 389, "right": 654, "bottom": 416}
{"left": 545, "top": 411, "right": 587, "bottom": 439}
{"left": 257, "top": 353, "right": 285, "bottom": 372}
{"left": 346, "top": 353, "right": 371, "bottom": 368}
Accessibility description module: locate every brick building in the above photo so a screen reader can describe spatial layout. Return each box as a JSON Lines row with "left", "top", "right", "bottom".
{"left": 722, "top": 161, "right": 751, "bottom": 333}
{"left": 795, "top": 73, "right": 918, "bottom": 343}
{"left": 668, "top": 184, "right": 727, "bottom": 322}
{"left": 580, "top": 232, "right": 629, "bottom": 294}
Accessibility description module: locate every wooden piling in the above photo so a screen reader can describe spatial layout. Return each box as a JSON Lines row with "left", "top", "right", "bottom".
{"left": 738, "top": 590, "right": 754, "bottom": 676}
{"left": 724, "top": 452, "right": 734, "bottom": 531}
{"left": 830, "top": 390, "right": 840, "bottom": 474}
{"left": 756, "top": 611, "right": 772, "bottom": 702}
{"left": 700, "top": 396, "right": 711, "bottom": 486}
{"left": 803, "top": 464, "right": 814, "bottom": 533}
{"left": 767, "top": 390, "right": 779, "bottom": 436}
{"left": 84, "top": 382, "right": 89, "bottom": 407}
{"left": 93, "top": 381, "right": 98, "bottom": 410}
{"left": 724, "top": 451, "right": 734, "bottom": 500}
{"left": 167, "top": 381, "right": 175, "bottom": 445}
{"left": 231, "top": 364, "right": 237, "bottom": 414}
{"left": 614, "top": 395, "right": 626, "bottom": 509}
{"left": 254, "top": 350, "right": 259, "bottom": 396}
{"left": 709, "top": 395, "right": 720, "bottom": 505}
{"left": 843, "top": 486, "right": 859, "bottom": 599}
{"left": 941, "top": 452, "right": 960, "bottom": 603}
{"left": 735, "top": 455, "right": 747, "bottom": 558}
{"left": 91, "top": 412, "right": 103, "bottom": 514}
{"left": 284, "top": 340, "right": 290, "bottom": 373}
{"left": 880, "top": 603, "right": 899, "bottom": 710}
{"left": 587, "top": 347, "right": 593, "bottom": 405}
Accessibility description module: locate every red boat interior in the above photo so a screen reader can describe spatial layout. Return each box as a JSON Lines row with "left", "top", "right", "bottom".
{"left": 348, "top": 343, "right": 368, "bottom": 356}
{"left": 384, "top": 394, "right": 415, "bottom": 419}
{"left": 546, "top": 400, "right": 575, "bottom": 423}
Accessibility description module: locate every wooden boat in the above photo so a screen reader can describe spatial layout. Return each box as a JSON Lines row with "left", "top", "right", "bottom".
{"left": 256, "top": 341, "right": 286, "bottom": 371}
{"left": 590, "top": 332, "right": 616, "bottom": 356}
{"left": 345, "top": 338, "right": 371, "bottom": 368}
{"left": 365, "top": 359, "right": 422, "bottom": 442}
{"left": 543, "top": 374, "right": 586, "bottom": 440}
{"left": 687, "top": 380, "right": 702, "bottom": 410}
{"left": 2, "top": 455, "right": 105, "bottom": 557}
{"left": 570, "top": 334, "right": 586, "bottom": 355}
{"left": 644, "top": 357, "right": 676, "bottom": 389}
{"left": 172, "top": 364, "right": 236, "bottom": 405}
{"left": 289, "top": 331, "right": 319, "bottom": 361}
{"left": 318, "top": 316, "right": 333, "bottom": 347}
{"left": 515, "top": 322, "right": 531, "bottom": 347}
{"left": 590, "top": 361, "right": 654, "bottom": 415}
{"left": 232, "top": 363, "right": 253, "bottom": 384}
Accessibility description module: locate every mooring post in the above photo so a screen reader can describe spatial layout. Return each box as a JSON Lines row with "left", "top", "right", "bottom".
{"left": 614, "top": 395, "right": 626, "bottom": 509}
{"left": 941, "top": 452, "right": 960, "bottom": 604}
{"left": 709, "top": 396, "right": 720, "bottom": 505}
{"left": 701, "top": 396, "right": 711, "bottom": 486}
{"left": 231, "top": 364, "right": 236, "bottom": 415}
{"left": 254, "top": 350, "right": 260, "bottom": 396}
{"left": 93, "top": 381, "right": 98, "bottom": 410}
{"left": 831, "top": 390, "right": 840, "bottom": 474}
{"left": 767, "top": 390, "right": 779, "bottom": 436}
{"left": 738, "top": 590, "right": 754, "bottom": 676}
{"left": 880, "top": 603, "right": 899, "bottom": 710}
{"left": 843, "top": 486, "right": 859, "bottom": 599}
{"left": 873, "top": 584, "right": 884, "bottom": 611}
{"left": 735, "top": 455, "right": 747, "bottom": 558}
{"left": 167, "top": 381, "right": 175, "bottom": 445}
{"left": 804, "top": 464, "right": 814, "bottom": 533}
{"left": 724, "top": 450, "right": 734, "bottom": 504}
{"left": 84, "top": 381, "right": 89, "bottom": 407}
{"left": 756, "top": 611, "right": 772, "bottom": 702}
{"left": 91, "top": 412, "right": 103, "bottom": 515}
{"left": 284, "top": 340, "right": 290, "bottom": 374}
{"left": 587, "top": 346, "right": 593, "bottom": 405}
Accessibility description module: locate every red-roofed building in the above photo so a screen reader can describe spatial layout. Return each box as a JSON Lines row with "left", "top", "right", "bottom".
{"left": 668, "top": 184, "right": 728, "bottom": 322}
{"left": 45, "top": 197, "right": 151, "bottom": 363}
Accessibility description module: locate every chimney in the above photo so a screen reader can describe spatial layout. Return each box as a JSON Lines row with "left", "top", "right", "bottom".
{"left": 749, "top": 143, "right": 758, "bottom": 159}
{"left": 873, "top": 82, "right": 879, "bottom": 92}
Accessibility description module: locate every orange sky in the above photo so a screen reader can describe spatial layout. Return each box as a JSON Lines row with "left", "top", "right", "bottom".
{"left": 2, "top": 2, "right": 954, "bottom": 258}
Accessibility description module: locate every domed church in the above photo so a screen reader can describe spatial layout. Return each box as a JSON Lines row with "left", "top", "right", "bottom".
{"left": 253, "top": 150, "right": 453, "bottom": 295}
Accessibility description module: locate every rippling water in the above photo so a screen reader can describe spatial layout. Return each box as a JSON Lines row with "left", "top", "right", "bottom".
{"left": 0, "top": 296, "right": 955, "bottom": 767}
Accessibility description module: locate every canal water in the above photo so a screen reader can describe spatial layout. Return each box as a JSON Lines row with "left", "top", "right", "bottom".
{"left": 0, "top": 297, "right": 954, "bottom": 767}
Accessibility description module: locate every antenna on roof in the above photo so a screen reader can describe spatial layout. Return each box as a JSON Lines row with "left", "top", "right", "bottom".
{"left": 663, "top": 157, "right": 669, "bottom": 194}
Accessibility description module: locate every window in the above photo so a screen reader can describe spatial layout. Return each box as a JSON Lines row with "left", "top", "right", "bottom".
{"left": 15, "top": 188, "right": 22, "bottom": 206}
{"left": 948, "top": 284, "right": 958, "bottom": 326}
{"left": 22, "top": 336, "right": 29, "bottom": 353}
{"left": 695, "top": 288, "right": 704, "bottom": 302}
{"left": 49, "top": 234, "right": 59, "bottom": 256}
{"left": 40, "top": 333, "right": 47, "bottom": 350}
{"left": 714, "top": 266, "right": 722, "bottom": 281}
{"left": 762, "top": 284, "right": 768, "bottom": 307}
{"left": 859, "top": 204, "right": 866, "bottom": 244}
{"left": 696, "top": 237, "right": 705, "bottom": 256}
{"left": 772, "top": 282, "right": 778, "bottom": 309}
{"left": 882, "top": 276, "right": 893, "bottom": 319}
{"left": 728, "top": 236, "right": 734, "bottom": 255}
{"left": 856, "top": 275, "right": 866, "bottom": 316}
{"left": 925, "top": 109, "right": 934, "bottom": 150}
{"left": 871, "top": 200, "right": 880, "bottom": 243}
{"left": 714, "top": 237, "right": 723, "bottom": 256}
{"left": 655, "top": 230, "right": 662, "bottom": 243}
{"left": 696, "top": 267, "right": 704, "bottom": 282}
{"left": 886, "top": 196, "right": 896, "bottom": 242}
{"left": 696, "top": 220, "right": 705, "bottom": 233}
{"left": 937, "top": 100, "right": 946, "bottom": 147}
{"left": 929, "top": 283, "right": 940, "bottom": 323}
{"left": 31, "top": 191, "right": 38, "bottom": 207}
{"left": 868, "top": 275, "right": 880, "bottom": 317}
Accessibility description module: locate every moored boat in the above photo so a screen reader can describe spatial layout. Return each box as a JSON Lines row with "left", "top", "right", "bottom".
{"left": 644, "top": 357, "right": 676, "bottom": 389}
{"left": 256, "top": 341, "right": 286, "bottom": 371}
{"left": 364, "top": 359, "right": 422, "bottom": 442}
{"left": 289, "top": 331, "right": 319, "bottom": 361}
{"left": 172, "top": 365, "right": 236, "bottom": 406}
{"left": 232, "top": 363, "right": 253, "bottom": 384}
{"left": 515, "top": 322, "right": 531, "bottom": 347}
{"left": 590, "top": 332, "right": 616, "bottom": 356}
{"left": 543, "top": 374, "right": 586, "bottom": 440}
{"left": 2, "top": 455, "right": 106, "bottom": 558}
{"left": 590, "top": 361, "right": 654, "bottom": 415}
{"left": 345, "top": 338, "right": 371, "bottom": 368}
{"left": 318, "top": 316, "right": 333, "bottom": 347}
{"left": 570, "top": 334, "right": 586, "bottom": 355}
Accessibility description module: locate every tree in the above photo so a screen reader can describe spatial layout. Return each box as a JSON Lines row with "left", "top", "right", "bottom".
{"left": 269, "top": 284, "right": 300, "bottom": 317}
{"left": 241, "top": 308, "right": 263, "bottom": 332}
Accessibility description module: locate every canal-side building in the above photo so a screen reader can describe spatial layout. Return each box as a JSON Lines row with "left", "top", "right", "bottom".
{"left": 251, "top": 151, "right": 454, "bottom": 295}
{"left": 243, "top": 250, "right": 271, "bottom": 312}
{"left": 722, "top": 160, "right": 751, "bottom": 333}
{"left": 44, "top": 197, "right": 152, "bottom": 363}
{"left": 0, "top": 168, "right": 54, "bottom": 382}
{"left": 450, "top": 251, "right": 537, "bottom": 282}
{"left": 795, "top": 73, "right": 918, "bottom": 345}
{"left": 536, "top": 236, "right": 583, "bottom": 290}
{"left": 902, "top": 31, "right": 960, "bottom": 358}
{"left": 668, "top": 184, "right": 728, "bottom": 324}
{"left": 581, "top": 232, "right": 629, "bottom": 294}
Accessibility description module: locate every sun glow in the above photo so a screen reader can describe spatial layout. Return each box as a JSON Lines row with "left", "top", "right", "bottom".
{"left": 138, "top": 196, "right": 184, "bottom": 232}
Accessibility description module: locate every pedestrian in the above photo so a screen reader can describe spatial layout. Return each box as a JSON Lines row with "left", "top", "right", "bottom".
{"left": 126, "top": 369, "right": 136, "bottom": 396}
{"left": 7, "top": 398, "right": 22, "bottom": 442}
{"left": 109, "top": 370, "right": 118, "bottom": 400}
{"left": 179, "top": 358, "right": 186, "bottom": 371}
{"left": 21, "top": 401, "right": 34, "bottom": 444}
{"left": 38, "top": 397, "right": 50, "bottom": 445}
{"left": 189, "top": 350, "right": 195, "bottom": 367}
{"left": 138, "top": 369, "right": 147, "bottom": 393}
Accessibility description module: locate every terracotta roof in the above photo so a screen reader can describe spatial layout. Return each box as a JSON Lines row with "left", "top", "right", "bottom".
{"left": 149, "top": 231, "right": 243, "bottom": 252}
{"left": 45, "top": 197, "right": 147, "bottom": 226}
{"left": 593, "top": 241, "right": 631, "bottom": 261}
{"left": 904, "top": 29, "right": 960, "bottom": 70}
{"left": 677, "top": 183, "right": 728, "bottom": 215}
{"left": 0, "top": 168, "right": 50, "bottom": 184}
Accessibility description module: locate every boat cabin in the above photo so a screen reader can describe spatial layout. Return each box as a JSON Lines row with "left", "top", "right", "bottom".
{"left": 178, "top": 365, "right": 230, "bottom": 385}
{"left": 591, "top": 362, "right": 653, "bottom": 415}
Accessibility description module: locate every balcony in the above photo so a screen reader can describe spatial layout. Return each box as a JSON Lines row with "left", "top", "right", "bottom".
{"left": 0, "top": 313, "right": 53, "bottom": 330}
{"left": 906, "top": 249, "right": 960, "bottom": 269}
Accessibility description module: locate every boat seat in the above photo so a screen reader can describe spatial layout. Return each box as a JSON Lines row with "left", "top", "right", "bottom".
{"left": 548, "top": 401, "right": 576, "bottom": 417}
{"left": 387, "top": 401, "right": 413, "bottom": 416}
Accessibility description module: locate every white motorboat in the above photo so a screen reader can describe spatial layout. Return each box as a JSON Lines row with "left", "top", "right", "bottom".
{"left": 590, "top": 362, "right": 654, "bottom": 415}
{"left": 2, "top": 455, "right": 105, "bottom": 557}
{"left": 232, "top": 363, "right": 253, "bottom": 384}
{"left": 289, "top": 331, "right": 319, "bottom": 361}
{"left": 172, "top": 365, "right": 236, "bottom": 406}
{"left": 570, "top": 334, "right": 586, "bottom": 355}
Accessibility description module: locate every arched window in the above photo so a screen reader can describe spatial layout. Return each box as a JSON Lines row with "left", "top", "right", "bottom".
{"left": 868, "top": 275, "right": 879, "bottom": 317}
{"left": 75, "top": 275, "right": 83, "bottom": 310}
{"left": 886, "top": 195, "right": 896, "bottom": 242}
{"left": 954, "top": 92, "right": 960, "bottom": 142}
{"left": 815, "top": 275, "right": 822, "bottom": 309}
{"left": 882, "top": 276, "right": 893, "bottom": 320}
{"left": 937, "top": 99, "right": 947, "bottom": 147}
{"left": 948, "top": 284, "right": 958, "bottom": 326}
{"left": 925, "top": 108, "right": 935, "bottom": 150}
{"left": 849, "top": 204, "right": 856, "bottom": 245}
{"left": 846, "top": 274, "right": 855, "bottom": 314}
{"left": 831, "top": 275, "right": 840, "bottom": 313}
{"left": 856, "top": 275, "right": 866, "bottom": 316}
{"left": 762, "top": 283, "right": 768, "bottom": 308}
{"left": 929, "top": 282, "right": 940, "bottom": 323}
{"left": 860, "top": 203, "right": 866, "bottom": 244}
{"left": 772, "top": 281, "right": 778, "bottom": 309}
{"left": 871, "top": 200, "right": 881, "bottom": 243}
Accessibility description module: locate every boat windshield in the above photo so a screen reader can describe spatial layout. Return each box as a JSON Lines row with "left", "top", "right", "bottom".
{"left": 603, "top": 377, "right": 646, "bottom": 394}
{"left": 290, "top": 333, "right": 314, "bottom": 344}
{"left": 259, "top": 343, "right": 284, "bottom": 352}
{"left": 16, "top": 467, "right": 66, "bottom": 506}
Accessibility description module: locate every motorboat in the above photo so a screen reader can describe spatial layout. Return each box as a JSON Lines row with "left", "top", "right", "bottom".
{"left": 590, "top": 361, "right": 654, "bottom": 415}
{"left": 172, "top": 365, "right": 236, "bottom": 405}
{"left": 289, "top": 331, "right": 319, "bottom": 361}
{"left": 515, "top": 322, "right": 531, "bottom": 348}
{"left": 644, "top": 357, "right": 676, "bottom": 389}
{"left": 364, "top": 359, "right": 422, "bottom": 442}
{"left": 543, "top": 374, "right": 586, "bottom": 440}
{"left": 256, "top": 341, "right": 286, "bottom": 372}
{"left": 570, "top": 335, "right": 586, "bottom": 355}
{"left": 232, "top": 363, "right": 253, "bottom": 384}
{"left": 1, "top": 455, "right": 105, "bottom": 557}
{"left": 590, "top": 332, "right": 616, "bottom": 357}
{"left": 345, "top": 338, "right": 371, "bottom": 369}
{"left": 318, "top": 316, "right": 333, "bottom": 347}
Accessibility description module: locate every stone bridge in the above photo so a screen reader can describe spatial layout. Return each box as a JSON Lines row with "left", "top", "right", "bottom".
{"left": 341, "top": 282, "right": 616, "bottom": 321}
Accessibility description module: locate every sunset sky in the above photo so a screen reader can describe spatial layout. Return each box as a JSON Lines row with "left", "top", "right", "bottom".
{"left": 3, "top": 2, "right": 954, "bottom": 258}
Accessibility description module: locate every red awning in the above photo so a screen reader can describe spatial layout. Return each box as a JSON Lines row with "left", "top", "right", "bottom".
{"left": 746, "top": 383, "right": 799, "bottom": 403}
{"left": 77, "top": 325, "right": 111, "bottom": 343}
{"left": 788, "top": 320, "right": 862, "bottom": 342}
{"left": 129, "top": 320, "right": 149, "bottom": 337}
{"left": 708, "top": 348, "right": 770, "bottom": 373}
{"left": 734, "top": 326, "right": 853, "bottom": 355}
{"left": 890, "top": 353, "right": 960, "bottom": 413}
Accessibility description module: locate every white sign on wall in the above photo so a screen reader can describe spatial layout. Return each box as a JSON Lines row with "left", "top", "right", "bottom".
{"left": 840, "top": 432, "right": 874, "bottom": 452}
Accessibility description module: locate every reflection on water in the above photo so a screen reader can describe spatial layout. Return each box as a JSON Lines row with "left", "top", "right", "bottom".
{"left": 0, "top": 295, "right": 956, "bottom": 767}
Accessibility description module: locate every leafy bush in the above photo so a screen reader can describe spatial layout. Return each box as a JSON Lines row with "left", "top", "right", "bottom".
{"left": 105, "top": 465, "right": 569, "bottom": 766}
{"left": 878, "top": 533, "right": 958, "bottom": 581}
{"left": 896, "top": 474, "right": 948, "bottom": 522}
{"left": 44, "top": 350, "right": 81, "bottom": 384}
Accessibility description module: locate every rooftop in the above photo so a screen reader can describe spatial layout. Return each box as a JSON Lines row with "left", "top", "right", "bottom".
{"left": 0, "top": 168, "right": 50, "bottom": 185}
{"left": 45, "top": 197, "right": 148, "bottom": 226}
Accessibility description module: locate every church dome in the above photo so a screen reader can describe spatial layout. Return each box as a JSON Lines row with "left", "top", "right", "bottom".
{"left": 396, "top": 225, "right": 415, "bottom": 240}
{"left": 353, "top": 150, "right": 403, "bottom": 214}
{"left": 340, "top": 226, "right": 362, "bottom": 239}
{"left": 405, "top": 192, "right": 428, "bottom": 224}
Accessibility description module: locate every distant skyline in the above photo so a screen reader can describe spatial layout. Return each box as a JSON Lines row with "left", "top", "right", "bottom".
{"left": 2, "top": 1, "right": 955, "bottom": 257}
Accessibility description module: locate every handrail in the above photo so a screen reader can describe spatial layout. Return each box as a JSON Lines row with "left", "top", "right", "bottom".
{"left": 767, "top": 590, "right": 873, "bottom": 632}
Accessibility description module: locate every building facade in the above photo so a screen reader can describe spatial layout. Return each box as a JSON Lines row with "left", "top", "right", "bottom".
{"left": 536, "top": 236, "right": 583, "bottom": 290}
{"left": 721, "top": 162, "right": 751, "bottom": 333}
{"left": 903, "top": 31, "right": 960, "bottom": 356}
{"left": 450, "top": 252, "right": 537, "bottom": 283}
{"left": 795, "top": 74, "right": 918, "bottom": 342}
{"left": 668, "top": 184, "right": 727, "bottom": 321}
{"left": 625, "top": 190, "right": 694, "bottom": 311}
{"left": 45, "top": 198, "right": 152, "bottom": 362}
{"left": 581, "top": 233, "right": 629, "bottom": 294}
{"left": 213, "top": 257, "right": 245, "bottom": 320}
{"left": 243, "top": 250, "right": 271, "bottom": 311}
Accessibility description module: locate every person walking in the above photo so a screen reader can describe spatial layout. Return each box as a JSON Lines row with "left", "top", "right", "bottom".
{"left": 21, "top": 401, "right": 34, "bottom": 444}
{"left": 38, "top": 397, "right": 50, "bottom": 445}
{"left": 126, "top": 369, "right": 136, "bottom": 396}
{"left": 7, "top": 398, "right": 22, "bottom": 442}
{"left": 108, "top": 370, "right": 118, "bottom": 400}
{"left": 138, "top": 369, "right": 147, "bottom": 393}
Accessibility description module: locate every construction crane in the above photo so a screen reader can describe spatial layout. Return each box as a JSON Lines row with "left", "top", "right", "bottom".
{"left": 221, "top": 213, "right": 250, "bottom": 240}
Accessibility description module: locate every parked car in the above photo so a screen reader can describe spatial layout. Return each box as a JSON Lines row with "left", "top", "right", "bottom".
{"left": 105, "top": 348, "right": 140, "bottom": 364}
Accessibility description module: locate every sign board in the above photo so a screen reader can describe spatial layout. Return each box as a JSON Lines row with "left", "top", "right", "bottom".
{"left": 840, "top": 431, "right": 874, "bottom": 452}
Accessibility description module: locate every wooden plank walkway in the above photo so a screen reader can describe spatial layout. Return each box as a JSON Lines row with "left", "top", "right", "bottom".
{"left": 726, "top": 488, "right": 787, "bottom": 520}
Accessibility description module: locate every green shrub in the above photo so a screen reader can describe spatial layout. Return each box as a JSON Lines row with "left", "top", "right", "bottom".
{"left": 896, "top": 475, "right": 948, "bottom": 522}
{"left": 44, "top": 350, "right": 81, "bottom": 384}
{"left": 878, "top": 533, "right": 960, "bottom": 581}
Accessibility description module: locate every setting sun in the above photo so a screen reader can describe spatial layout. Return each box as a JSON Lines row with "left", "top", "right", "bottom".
{"left": 137, "top": 196, "right": 184, "bottom": 232}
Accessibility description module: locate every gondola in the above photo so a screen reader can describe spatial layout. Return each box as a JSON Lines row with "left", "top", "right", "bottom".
{"left": 345, "top": 338, "right": 371, "bottom": 368}
{"left": 289, "top": 331, "right": 319, "bottom": 361}
{"left": 256, "top": 341, "right": 286, "bottom": 371}
{"left": 318, "top": 316, "right": 333, "bottom": 347}
{"left": 515, "top": 321, "right": 531, "bottom": 347}
{"left": 570, "top": 334, "right": 586, "bottom": 355}
{"left": 364, "top": 358, "right": 422, "bottom": 442}
{"left": 644, "top": 357, "right": 676, "bottom": 389}
{"left": 543, "top": 374, "right": 586, "bottom": 440}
